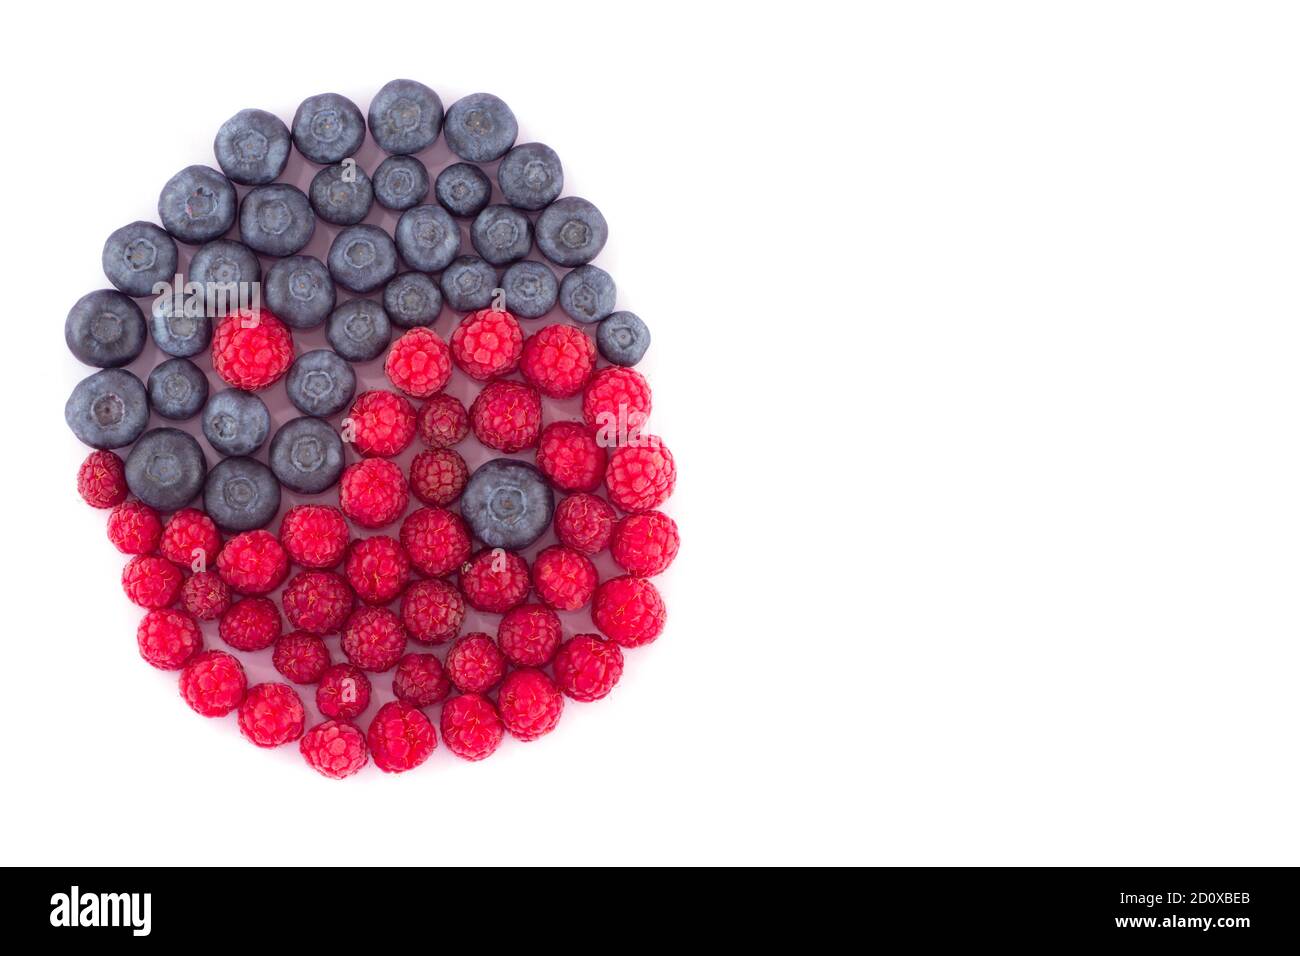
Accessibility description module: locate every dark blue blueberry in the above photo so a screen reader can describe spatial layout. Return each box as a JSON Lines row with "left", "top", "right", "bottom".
{"left": 309, "top": 161, "right": 373, "bottom": 225}
{"left": 439, "top": 256, "right": 499, "bottom": 312}
{"left": 536, "top": 197, "right": 608, "bottom": 267}
{"left": 497, "top": 143, "right": 563, "bottom": 211}
{"left": 65, "top": 368, "right": 148, "bottom": 449}
{"left": 434, "top": 163, "right": 491, "bottom": 218}
{"left": 147, "top": 358, "right": 208, "bottom": 420}
{"left": 65, "top": 290, "right": 146, "bottom": 367}
{"left": 102, "top": 221, "right": 178, "bottom": 297}
{"left": 269, "top": 417, "right": 344, "bottom": 494}
{"left": 558, "top": 264, "right": 616, "bottom": 323}
{"left": 239, "top": 184, "right": 315, "bottom": 257}
{"left": 383, "top": 272, "right": 442, "bottom": 328}
{"left": 443, "top": 93, "right": 518, "bottom": 163}
{"left": 500, "top": 261, "right": 558, "bottom": 319}
{"left": 150, "top": 293, "right": 212, "bottom": 357}
{"left": 214, "top": 109, "right": 291, "bottom": 185}
{"left": 292, "top": 93, "right": 366, "bottom": 165}
{"left": 188, "top": 239, "right": 261, "bottom": 316}
{"left": 204, "top": 456, "right": 280, "bottom": 531}
{"left": 395, "top": 205, "right": 460, "bottom": 272}
{"left": 327, "top": 224, "right": 399, "bottom": 293}
{"left": 461, "top": 458, "right": 555, "bottom": 549}
{"left": 202, "top": 388, "right": 271, "bottom": 457}
{"left": 327, "top": 299, "right": 391, "bottom": 361}
{"left": 286, "top": 349, "right": 356, "bottom": 417}
{"left": 597, "top": 311, "right": 650, "bottom": 366}
{"left": 126, "top": 428, "right": 208, "bottom": 512}
{"left": 470, "top": 204, "right": 533, "bottom": 265}
{"left": 368, "top": 79, "right": 443, "bottom": 155}
{"left": 158, "top": 165, "right": 237, "bottom": 244}
{"left": 264, "top": 255, "right": 335, "bottom": 329}
{"left": 373, "top": 155, "right": 430, "bottom": 211}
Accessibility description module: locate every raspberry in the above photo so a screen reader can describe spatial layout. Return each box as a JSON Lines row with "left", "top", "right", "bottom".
{"left": 273, "top": 631, "right": 331, "bottom": 683}
{"left": 605, "top": 438, "right": 676, "bottom": 513}
{"left": 469, "top": 380, "right": 542, "bottom": 452}
{"left": 553, "top": 494, "right": 616, "bottom": 554}
{"left": 346, "top": 389, "right": 417, "bottom": 457}
{"left": 553, "top": 634, "right": 624, "bottom": 702}
{"left": 281, "top": 570, "right": 354, "bottom": 634}
{"left": 217, "top": 530, "right": 289, "bottom": 595}
{"left": 592, "top": 575, "right": 666, "bottom": 648}
{"left": 107, "top": 500, "right": 162, "bottom": 555}
{"left": 279, "top": 505, "right": 350, "bottom": 569}
{"left": 440, "top": 693, "right": 504, "bottom": 761}
{"left": 582, "top": 365, "right": 651, "bottom": 431}
{"left": 181, "top": 570, "right": 232, "bottom": 620}
{"left": 498, "top": 603, "right": 563, "bottom": 666}
{"left": 316, "top": 663, "right": 371, "bottom": 720}
{"left": 450, "top": 308, "right": 523, "bottom": 380}
{"left": 367, "top": 701, "right": 436, "bottom": 773}
{"left": 536, "top": 421, "right": 607, "bottom": 492}
{"left": 344, "top": 535, "right": 410, "bottom": 605}
{"left": 445, "top": 633, "right": 507, "bottom": 694}
{"left": 300, "top": 720, "right": 368, "bottom": 779}
{"left": 459, "top": 548, "right": 530, "bottom": 613}
{"left": 392, "top": 652, "right": 451, "bottom": 706}
{"left": 219, "top": 596, "right": 282, "bottom": 651}
{"left": 122, "top": 554, "right": 183, "bottom": 609}
{"left": 611, "top": 511, "right": 680, "bottom": 577}
{"left": 531, "top": 545, "right": 598, "bottom": 611}
{"left": 409, "top": 448, "right": 468, "bottom": 506}
{"left": 340, "top": 458, "right": 409, "bottom": 529}
{"left": 498, "top": 668, "right": 563, "bottom": 742}
{"left": 179, "top": 650, "right": 246, "bottom": 717}
{"left": 211, "top": 309, "right": 294, "bottom": 391}
{"left": 77, "top": 449, "right": 128, "bottom": 508}
{"left": 341, "top": 606, "right": 407, "bottom": 672}
{"left": 136, "top": 608, "right": 202, "bottom": 670}
{"left": 159, "top": 508, "right": 222, "bottom": 570}
{"left": 400, "top": 507, "right": 472, "bottom": 577}
{"left": 417, "top": 393, "right": 469, "bottom": 448}
{"left": 238, "top": 682, "right": 306, "bottom": 748}
{"left": 385, "top": 327, "right": 452, "bottom": 398}
{"left": 400, "top": 578, "right": 465, "bottom": 644}
{"left": 520, "top": 324, "right": 597, "bottom": 398}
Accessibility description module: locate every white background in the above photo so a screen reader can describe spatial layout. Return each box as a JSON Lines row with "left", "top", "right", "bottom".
{"left": 2, "top": 1, "right": 1298, "bottom": 866}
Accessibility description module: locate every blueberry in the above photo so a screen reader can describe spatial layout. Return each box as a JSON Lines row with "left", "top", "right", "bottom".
{"left": 292, "top": 93, "right": 366, "bottom": 165}
{"left": 500, "top": 261, "right": 558, "bottom": 319}
{"left": 327, "top": 224, "right": 398, "bottom": 293}
{"left": 309, "top": 161, "right": 373, "bottom": 225}
{"left": 497, "top": 143, "right": 563, "bottom": 211}
{"left": 327, "top": 299, "right": 391, "bottom": 361}
{"left": 239, "top": 184, "right": 315, "bottom": 256}
{"left": 286, "top": 349, "right": 356, "bottom": 417}
{"left": 373, "top": 155, "right": 430, "bottom": 211}
{"left": 150, "top": 293, "right": 212, "bottom": 357}
{"left": 597, "top": 311, "right": 650, "bottom": 366}
{"left": 214, "top": 109, "right": 291, "bottom": 185}
{"left": 204, "top": 456, "right": 280, "bottom": 531}
{"left": 147, "top": 358, "right": 209, "bottom": 420}
{"left": 202, "top": 388, "right": 271, "bottom": 457}
{"left": 264, "top": 255, "right": 335, "bottom": 329}
{"left": 188, "top": 239, "right": 261, "bottom": 316}
{"left": 461, "top": 458, "right": 555, "bottom": 549}
{"left": 102, "top": 221, "right": 178, "bottom": 297}
{"left": 269, "top": 417, "right": 344, "bottom": 494}
{"left": 394, "top": 205, "right": 460, "bottom": 272}
{"left": 439, "top": 256, "right": 499, "bottom": 312}
{"left": 536, "top": 197, "right": 608, "bottom": 267}
{"left": 158, "top": 165, "right": 237, "bottom": 244}
{"left": 65, "top": 368, "right": 149, "bottom": 449}
{"left": 434, "top": 163, "right": 491, "bottom": 218}
{"left": 559, "top": 264, "right": 616, "bottom": 323}
{"left": 443, "top": 93, "right": 518, "bottom": 163}
{"left": 65, "top": 290, "right": 146, "bottom": 367}
{"left": 126, "top": 428, "right": 208, "bottom": 512}
{"left": 368, "top": 79, "right": 443, "bottom": 155}
{"left": 470, "top": 204, "right": 533, "bottom": 265}
{"left": 383, "top": 272, "right": 442, "bottom": 328}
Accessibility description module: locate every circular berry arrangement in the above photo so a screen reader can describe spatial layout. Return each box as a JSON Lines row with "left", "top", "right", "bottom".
{"left": 65, "top": 81, "right": 677, "bottom": 778}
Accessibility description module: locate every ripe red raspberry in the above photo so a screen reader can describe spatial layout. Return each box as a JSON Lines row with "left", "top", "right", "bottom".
{"left": 220, "top": 596, "right": 282, "bottom": 651}
{"left": 552, "top": 634, "right": 624, "bottom": 702}
{"left": 273, "top": 631, "right": 331, "bottom": 684}
{"left": 531, "top": 545, "right": 598, "bottom": 611}
{"left": 606, "top": 438, "right": 676, "bottom": 513}
{"left": 346, "top": 390, "right": 417, "bottom": 457}
{"left": 300, "top": 720, "right": 368, "bottom": 779}
{"left": 341, "top": 606, "right": 407, "bottom": 672}
{"left": 392, "top": 652, "right": 451, "bottom": 706}
{"left": 445, "top": 633, "right": 507, "bottom": 693}
{"left": 339, "top": 458, "right": 409, "bottom": 529}
{"left": 469, "top": 380, "right": 542, "bottom": 452}
{"left": 553, "top": 493, "right": 616, "bottom": 554}
{"left": 611, "top": 511, "right": 680, "bottom": 577}
{"left": 238, "top": 682, "right": 305, "bottom": 748}
{"left": 279, "top": 505, "right": 350, "bottom": 569}
{"left": 582, "top": 365, "right": 652, "bottom": 431}
{"left": 417, "top": 393, "right": 469, "bottom": 448}
{"left": 217, "top": 530, "right": 289, "bottom": 595}
{"left": 385, "top": 327, "right": 452, "bottom": 398}
{"left": 122, "top": 554, "right": 183, "bottom": 609}
{"left": 316, "top": 663, "right": 371, "bottom": 720}
{"left": 536, "top": 421, "right": 607, "bottom": 492}
{"left": 498, "top": 668, "right": 563, "bottom": 742}
{"left": 520, "top": 323, "right": 597, "bottom": 398}
{"left": 159, "top": 508, "right": 222, "bottom": 570}
{"left": 179, "top": 650, "right": 246, "bottom": 717}
{"left": 409, "top": 448, "right": 468, "bottom": 506}
{"left": 592, "top": 575, "right": 667, "bottom": 648}
{"left": 498, "top": 603, "right": 563, "bottom": 666}
{"left": 136, "top": 608, "right": 202, "bottom": 670}
{"left": 367, "top": 701, "right": 437, "bottom": 773}
{"left": 107, "top": 500, "right": 162, "bottom": 555}
{"left": 281, "top": 570, "right": 354, "bottom": 634}
{"left": 181, "top": 570, "right": 232, "bottom": 620}
{"left": 211, "top": 309, "right": 294, "bottom": 391}
{"left": 459, "top": 548, "right": 530, "bottom": 613}
{"left": 344, "top": 535, "right": 410, "bottom": 605}
{"left": 450, "top": 308, "right": 523, "bottom": 380}
{"left": 77, "top": 449, "right": 128, "bottom": 508}
{"left": 441, "top": 693, "right": 504, "bottom": 761}
{"left": 400, "top": 507, "right": 472, "bottom": 577}
{"left": 400, "top": 578, "right": 464, "bottom": 644}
